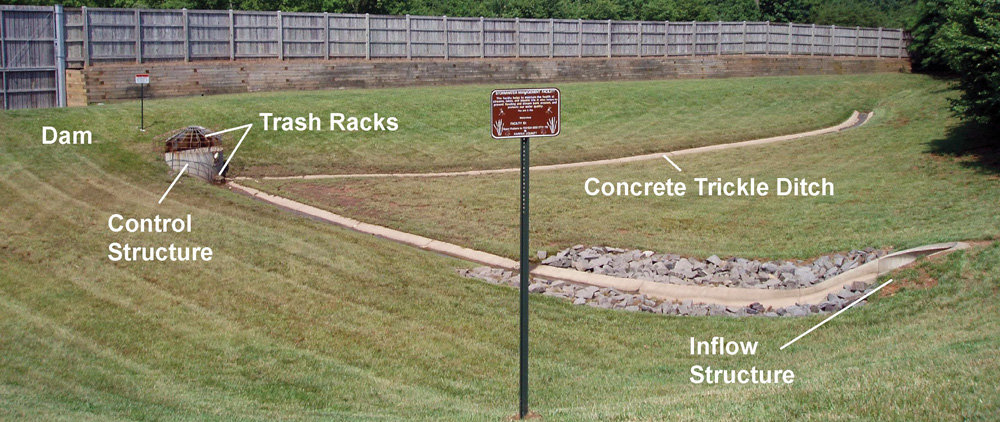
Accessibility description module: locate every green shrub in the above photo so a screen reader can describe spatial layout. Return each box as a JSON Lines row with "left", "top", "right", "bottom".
{"left": 935, "top": 0, "right": 1000, "bottom": 126}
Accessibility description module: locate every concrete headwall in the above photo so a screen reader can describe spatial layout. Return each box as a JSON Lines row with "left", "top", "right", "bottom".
{"left": 77, "top": 56, "right": 910, "bottom": 103}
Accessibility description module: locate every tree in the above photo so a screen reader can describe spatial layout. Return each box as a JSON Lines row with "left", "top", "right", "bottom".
{"left": 811, "top": 0, "right": 888, "bottom": 27}
{"left": 907, "top": 0, "right": 951, "bottom": 70}
{"left": 935, "top": 0, "right": 1000, "bottom": 126}
{"left": 758, "top": 0, "right": 811, "bottom": 23}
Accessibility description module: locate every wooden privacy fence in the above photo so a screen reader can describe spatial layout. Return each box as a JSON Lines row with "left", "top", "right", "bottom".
{"left": 1, "top": 5, "right": 66, "bottom": 109}
{"left": 64, "top": 7, "right": 910, "bottom": 66}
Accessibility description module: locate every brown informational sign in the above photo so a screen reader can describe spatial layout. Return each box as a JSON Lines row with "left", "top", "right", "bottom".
{"left": 491, "top": 88, "right": 561, "bottom": 139}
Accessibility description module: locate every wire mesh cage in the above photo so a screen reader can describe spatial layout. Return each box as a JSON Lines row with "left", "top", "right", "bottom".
{"left": 161, "top": 126, "right": 230, "bottom": 184}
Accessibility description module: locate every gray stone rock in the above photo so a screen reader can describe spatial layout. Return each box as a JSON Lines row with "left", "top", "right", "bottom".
{"left": 575, "top": 286, "right": 600, "bottom": 299}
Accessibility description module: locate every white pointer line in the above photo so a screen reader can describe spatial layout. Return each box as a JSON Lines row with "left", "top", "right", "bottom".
{"left": 662, "top": 155, "right": 682, "bottom": 172}
{"left": 159, "top": 163, "right": 188, "bottom": 204}
{"left": 780, "top": 278, "right": 894, "bottom": 350}
{"left": 206, "top": 123, "right": 253, "bottom": 176}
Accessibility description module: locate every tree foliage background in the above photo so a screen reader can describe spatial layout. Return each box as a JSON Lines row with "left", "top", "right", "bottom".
{"left": 6, "top": 0, "right": 919, "bottom": 28}
{"left": 909, "top": 0, "right": 999, "bottom": 126}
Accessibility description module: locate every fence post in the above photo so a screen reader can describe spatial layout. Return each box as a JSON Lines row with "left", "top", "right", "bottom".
{"left": 277, "top": 11, "right": 283, "bottom": 60}
{"left": 854, "top": 26, "right": 861, "bottom": 56}
{"left": 876, "top": 27, "right": 882, "bottom": 57}
{"left": 664, "top": 21, "right": 669, "bottom": 57}
{"left": 480, "top": 17, "right": 484, "bottom": 58}
{"left": 716, "top": 21, "right": 722, "bottom": 55}
{"left": 82, "top": 6, "right": 90, "bottom": 66}
{"left": 323, "top": 12, "right": 329, "bottom": 60}
{"left": 55, "top": 5, "right": 67, "bottom": 107}
{"left": 765, "top": 21, "right": 770, "bottom": 55}
{"left": 831, "top": 25, "right": 836, "bottom": 56}
{"left": 578, "top": 19, "right": 583, "bottom": 57}
{"left": 229, "top": 10, "right": 235, "bottom": 60}
{"left": 135, "top": 9, "right": 141, "bottom": 63}
{"left": 637, "top": 21, "right": 642, "bottom": 57}
{"left": 183, "top": 8, "right": 190, "bottom": 62}
{"left": 787, "top": 23, "right": 792, "bottom": 55}
{"left": 515, "top": 17, "right": 520, "bottom": 58}
{"left": 741, "top": 21, "right": 746, "bottom": 54}
{"left": 606, "top": 20, "right": 611, "bottom": 58}
{"left": 690, "top": 21, "right": 695, "bottom": 56}
{"left": 549, "top": 18, "right": 554, "bottom": 58}
{"left": 0, "top": 8, "right": 5, "bottom": 109}
{"left": 443, "top": 16, "right": 449, "bottom": 59}
{"left": 365, "top": 13, "right": 370, "bottom": 60}
{"left": 406, "top": 15, "right": 411, "bottom": 59}
{"left": 898, "top": 30, "right": 904, "bottom": 58}
{"left": 810, "top": 24, "right": 815, "bottom": 56}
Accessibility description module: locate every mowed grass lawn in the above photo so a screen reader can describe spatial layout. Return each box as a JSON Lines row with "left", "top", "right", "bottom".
{"left": 247, "top": 74, "right": 1000, "bottom": 260}
{"left": 22, "top": 73, "right": 910, "bottom": 177}
{"left": 0, "top": 73, "right": 997, "bottom": 420}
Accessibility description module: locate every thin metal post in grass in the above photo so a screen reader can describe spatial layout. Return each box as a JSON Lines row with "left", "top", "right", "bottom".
{"left": 519, "top": 135, "right": 530, "bottom": 419}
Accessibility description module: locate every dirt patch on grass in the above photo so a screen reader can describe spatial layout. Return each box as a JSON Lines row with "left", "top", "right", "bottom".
{"left": 882, "top": 266, "right": 938, "bottom": 297}
{"left": 283, "top": 183, "right": 380, "bottom": 219}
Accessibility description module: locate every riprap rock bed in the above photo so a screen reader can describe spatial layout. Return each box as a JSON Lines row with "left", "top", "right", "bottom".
{"left": 458, "top": 266, "right": 877, "bottom": 317}
{"left": 540, "top": 245, "right": 891, "bottom": 289}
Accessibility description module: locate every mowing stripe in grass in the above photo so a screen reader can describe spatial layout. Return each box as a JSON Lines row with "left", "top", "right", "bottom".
{"left": 243, "top": 111, "right": 866, "bottom": 180}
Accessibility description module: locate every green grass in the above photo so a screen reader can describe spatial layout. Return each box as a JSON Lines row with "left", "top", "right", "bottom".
{"left": 0, "top": 73, "right": 998, "bottom": 420}
{"left": 10, "top": 73, "right": 911, "bottom": 177}
{"left": 246, "top": 74, "right": 1000, "bottom": 260}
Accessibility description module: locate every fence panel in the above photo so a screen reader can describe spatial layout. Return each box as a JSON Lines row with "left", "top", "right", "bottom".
{"left": 718, "top": 22, "right": 743, "bottom": 54}
{"left": 518, "top": 18, "right": 549, "bottom": 57}
{"left": 142, "top": 10, "right": 185, "bottom": 60}
{"left": 282, "top": 12, "right": 324, "bottom": 58}
{"left": 64, "top": 8, "right": 84, "bottom": 66}
{"left": 371, "top": 15, "right": 407, "bottom": 58}
{"left": 580, "top": 20, "right": 609, "bottom": 57}
{"left": 88, "top": 8, "right": 137, "bottom": 61}
{"left": 552, "top": 19, "right": 579, "bottom": 57}
{"left": 665, "top": 22, "right": 693, "bottom": 56}
{"left": 234, "top": 11, "right": 278, "bottom": 58}
{"left": 857, "top": 27, "right": 880, "bottom": 57}
{"left": 880, "top": 28, "right": 904, "bottom": 58}
{"left": 329, "top": 14, "right": 366, "bottom": 58}
{"left": 485, "top": 18, "right": 515, "bottom": 57}
{"left": 2, "top": 5, "right": 59, "bottom": 109}
{"left": 448, "top": 17, "right": 480, "bottom": 58}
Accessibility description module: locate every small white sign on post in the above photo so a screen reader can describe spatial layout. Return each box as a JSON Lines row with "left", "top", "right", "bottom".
{"left": 135, "top": 74, "right": 149, "bottom": 131}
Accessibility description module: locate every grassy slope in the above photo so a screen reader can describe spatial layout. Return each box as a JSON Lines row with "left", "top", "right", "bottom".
{"left": 247, "top": 74, "right": 1000, "bottom": 260}
{"left": 42, "top": 73, "right": 905, "bottom": 177}
{"left": 0, "top": 74, "right": 997, "bottom": 420}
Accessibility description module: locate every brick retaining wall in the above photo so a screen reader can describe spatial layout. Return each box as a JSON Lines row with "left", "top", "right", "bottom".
{"left": 77, "top": 56, "right": 910, "bottom": 104}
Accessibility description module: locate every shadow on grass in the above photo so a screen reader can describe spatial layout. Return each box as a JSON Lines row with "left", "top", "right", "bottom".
{"left": 927, "top": 120, "right": 1000, "bottom": 175}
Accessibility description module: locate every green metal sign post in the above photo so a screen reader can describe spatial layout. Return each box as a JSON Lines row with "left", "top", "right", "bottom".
{"left": 491, "top": 88, "right": 560, "bottom": 419}
{"left": 518, "top": 135, "right": 530, "bottom": 418}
